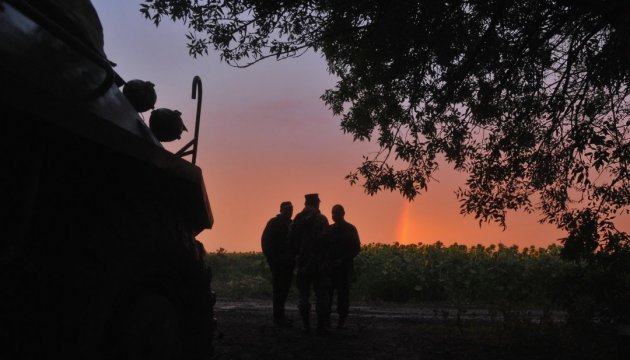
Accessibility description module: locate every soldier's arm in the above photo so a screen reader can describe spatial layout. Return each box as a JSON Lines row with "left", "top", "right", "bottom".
{"left": 287, "top": 220, "right": 300, "bottom": 257}
{"left": 320, "top": 216, "right": 331, "bottom": 247}
{"left": 350, "top": 225, "right": 361, "bottom": 258}
{"left": 261, "top": 219, "right": 275, "bottom": 259}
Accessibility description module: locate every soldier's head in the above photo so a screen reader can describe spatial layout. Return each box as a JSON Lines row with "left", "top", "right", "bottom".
{"left": 332, "top": 204, "right": 345, "bottom": 223}
{"left": 280, "top": 201, "right": 293, "bottom": 219}
{"left": 304, "top": 193, "right": 321, "bottom": 209}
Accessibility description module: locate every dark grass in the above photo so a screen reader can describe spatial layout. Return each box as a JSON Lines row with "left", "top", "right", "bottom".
{"left": 212, "top": 305, "right": 620, "bottom": 360}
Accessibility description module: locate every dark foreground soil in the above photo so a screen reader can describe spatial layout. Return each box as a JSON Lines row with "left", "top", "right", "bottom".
{"left": 211, "top": 300, "right": 619, "bottom": 360}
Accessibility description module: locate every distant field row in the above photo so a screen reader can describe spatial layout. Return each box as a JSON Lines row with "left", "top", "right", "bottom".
{"left": 206, "top": 242, "right": 575, "bottom": 313}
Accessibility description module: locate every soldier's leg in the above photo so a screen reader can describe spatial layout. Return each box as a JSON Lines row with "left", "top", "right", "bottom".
{"left": 328, "top": 270, "right": 341, "bottom": 328}
{"left": 328, "top": 271, "right": 336, "bottom": 315}
{"left": 270, "top": 264, "right": 282, "bottom": 322}
{"left": 314, "top": 274, "right": 332, "bottom": 335}
{"left": 296, "top": 272, "right": 312, "bottom": 333}
{"left": 337, "top": 271, "right": 352, "bottom": 328}
{"left": 272, "top": 262, "right": 293, "bottom": 324}
{"left": 279, "top": 262, "right": 294, "bottom": 319}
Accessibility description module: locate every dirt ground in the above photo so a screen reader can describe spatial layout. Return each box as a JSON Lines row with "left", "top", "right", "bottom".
{"left": 210, "top": 299, "right": 618, "bottom": 360}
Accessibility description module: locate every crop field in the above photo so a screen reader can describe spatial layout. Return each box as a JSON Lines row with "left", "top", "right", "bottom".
{"left": 206, "top": 243, "right": 625, "bottom": 359}
{"left": 208, "top": 242, "right": 571, "bottom": 308}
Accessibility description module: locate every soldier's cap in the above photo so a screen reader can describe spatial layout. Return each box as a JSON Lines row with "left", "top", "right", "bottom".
{"left": 304, "top": 193, "right": 320, "bottom": 205}
{"left": 280, "top": 201, "right": 293, "bottom": 210}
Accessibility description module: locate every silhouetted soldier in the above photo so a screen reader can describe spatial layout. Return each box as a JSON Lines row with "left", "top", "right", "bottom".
{"left": 288, "top": 193, "right": 331, "bottom": 335}
{"left": 328, "top": 204, "right": 361, "bottom": 329}
{"left": 261, "top": 201, "right": 295, "bottom": 327}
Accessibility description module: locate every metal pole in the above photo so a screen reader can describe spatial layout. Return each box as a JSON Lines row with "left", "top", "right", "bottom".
{"left": 191, "top": 76, "right": 202, "bottom": 165}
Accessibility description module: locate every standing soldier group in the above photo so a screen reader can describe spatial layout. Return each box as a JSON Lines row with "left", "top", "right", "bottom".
{"left": 261, "top": 193, "right": 361, "bottom": 335}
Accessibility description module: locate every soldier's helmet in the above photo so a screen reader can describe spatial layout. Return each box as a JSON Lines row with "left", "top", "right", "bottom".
{"left": 149, "top": 108, "right": 188, "bottom": 142}
{"left": 304, "top": 193, "right": 320, "bottom": 206}
{"left": 122, "top": 79, "right": 157, "bottom": 113}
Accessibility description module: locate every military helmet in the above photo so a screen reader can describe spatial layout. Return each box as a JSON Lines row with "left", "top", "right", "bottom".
{"left": 122, "top": 79, "right": 157, "bottom": 113}
{"left": 149, "top": 108, "right": 188, "bottom": 142}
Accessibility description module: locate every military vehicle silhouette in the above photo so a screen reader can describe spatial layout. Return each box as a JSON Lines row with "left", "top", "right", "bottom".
{"left": 0, "top": 1, "right": 216, "bottom": 359}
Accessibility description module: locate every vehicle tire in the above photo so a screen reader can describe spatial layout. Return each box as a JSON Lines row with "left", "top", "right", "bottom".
{"left": 106, "top": 293, "right": 183, "bottom": 360}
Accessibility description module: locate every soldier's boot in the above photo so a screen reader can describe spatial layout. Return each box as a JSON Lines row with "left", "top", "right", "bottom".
{"left": 299, "top": 308, "right": 311, "bottom": 335}
{"left": 273, "top": 307, "right": 292, "bottom": 328}
{"left": 316, "top": 314, "right": 331, "bottom": 336}
{"left": 337, "top": 313, "right": 348, "bottom": 329}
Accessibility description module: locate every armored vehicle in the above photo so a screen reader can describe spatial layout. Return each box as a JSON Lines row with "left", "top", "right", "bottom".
{"left": 0, "top": 1, "right": 215, "bottom": 358}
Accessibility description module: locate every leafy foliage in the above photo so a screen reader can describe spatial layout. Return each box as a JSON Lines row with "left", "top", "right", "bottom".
{"left": 208, "top": 250, "right": 273, "bottom": 299}
{"left": 209, "top": 243, "right": 572, "bottom": 309}
{"left": 353, "top": 243, "right": 571, "bottom": 311}
{"left": 140, "top": 0, "right": 630, "bottom": 249}
{"left": 208, "top": 243, "right": 629, "bottom": 327}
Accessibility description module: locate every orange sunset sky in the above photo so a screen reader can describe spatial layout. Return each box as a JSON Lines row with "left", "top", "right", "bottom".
{"left": 94, "top": 1, "right": 628, "bottom": 252}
